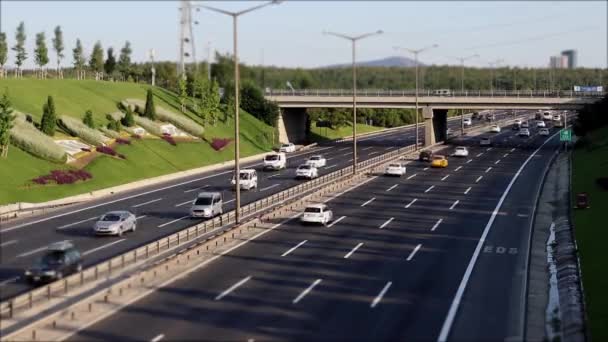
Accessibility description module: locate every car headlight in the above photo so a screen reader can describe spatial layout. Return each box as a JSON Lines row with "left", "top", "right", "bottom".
{"left": 24, "top": 270, "right": 32, "bottom": 276}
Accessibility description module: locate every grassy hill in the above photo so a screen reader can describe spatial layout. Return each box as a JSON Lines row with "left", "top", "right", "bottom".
{"left": 0, "top": 78, "right": 277, "bottom": 204}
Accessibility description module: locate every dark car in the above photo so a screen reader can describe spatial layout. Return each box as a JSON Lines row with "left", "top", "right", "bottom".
{"left": 471, "top": 112, "right": 480, "bottom": 120}
{"left": 25, "top": 241, "right": 83, "bottom": 284}
{"left": 535, "top": 112, "right": 542, "bottom": 120}
{"left": 419, "top": 150, "right": 434, "bottom": 162}
{"left": 512, "top": 123, "right": 520, "bottom": 130}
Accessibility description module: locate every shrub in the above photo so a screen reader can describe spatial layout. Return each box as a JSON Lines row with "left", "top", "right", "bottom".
{"left": 210, "top": 138, "right": 232, "bottom": 151}
{"left": 121, "top": 106, "right": 135, "bottom": 127}
{"left": 161, "top": 134, "right": 177, "bottom": 146}
{"left": 143, "top": 89, "right": 156, "bottom": 120}
{"left": 10, "top": 119, "right": 67, "bottom": 163}
{"left": 32, "top": 169, "right": 92, "bottom": 185}
{"left": 99, "top": 127, "right": 121, "bottom": 139}
{"left": 123, "top": 99, "right": 204, "bottom": 138}
{"left": 40, "top": 96, "right": 57, "bottom": 136}
{"left": 59, "top": 116, "right": 107, "bottom": 146}
{"left": 133, "top": 115, "right": 163, "bottom": 136}
{"left": 83, "top": 110, "right": 95, "bottom": 128}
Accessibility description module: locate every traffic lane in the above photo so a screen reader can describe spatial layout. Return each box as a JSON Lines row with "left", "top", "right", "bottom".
{"left": 448, "top": 137, "right": 560, "bottom": 341}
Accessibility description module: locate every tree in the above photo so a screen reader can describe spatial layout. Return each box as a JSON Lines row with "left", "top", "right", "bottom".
{"left": 104, "top": 47, "right": 117, "bottom": 79}
{"left": 40, "top": 96, "right": 57, "bottom": 136}
{"left": 178, "top": 76, "right": 187, "bottom": 112}
{"left": 52, "top": 26, "right": 64, "bottom": 78}
{"left": 72, "top": 39, "right": 86, "bottom": 80}
{"left": 0, "top": 33, "right": 7, "bottom": 78}
{"left": 207, "top": 79, "right": 222, "bottom": 125}
{"left": 143, "top": 89, "right": 156, "bottom": 120}
{"left": 12, "top": 22, "right": 27, "bottom": 78}
{"left": 89, "top": 41, "right": 104, "bottom": 81}
{"left": 117, "top": 41, "right": 132, "bottom": 81}
{"left": 121, "top": 105, "right": 135, "bottom": 127}
{"left": 0, "top": 90, "right": 16, "bottom": 158}
{"left": 83, "top": 110, "right": 94, "bottom": 128}
{"left": 34, "top": 32, "right": 50, "bottom": 79}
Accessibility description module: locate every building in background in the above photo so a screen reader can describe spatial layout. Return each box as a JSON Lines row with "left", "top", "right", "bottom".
{"left": 550, "top": 56, "right": 562, "bottom": 69}
{"left": 561, "top": 50, "right": 577, "bottom": 69}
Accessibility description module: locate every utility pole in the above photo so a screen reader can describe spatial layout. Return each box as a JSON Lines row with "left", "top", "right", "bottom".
{"left": 149, "top": 49, "right": 156, "bottom": 87}
{"left": 454, "top": 54, "right": 479, "bottom": 134}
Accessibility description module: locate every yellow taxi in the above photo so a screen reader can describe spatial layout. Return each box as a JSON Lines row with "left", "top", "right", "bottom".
{"left": 431, "top": 155, "right": 448, "bottom": 168}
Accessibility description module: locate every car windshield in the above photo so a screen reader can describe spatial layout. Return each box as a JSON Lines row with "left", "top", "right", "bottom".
{"left": 304, "top": 207, "right": 322, "bottom": 213}
{"left": 456, "top": 147, "right": 466, "bottom": 151}
{"left": 433, "top": 156, "right": 444, "bottom": 160}
{"left": 310, "top": 156, "right": 320, "bottom": 160}
{"left": 281, "top": 144, "right": 290, "bottom": 148}
{"left": 38, "top": 251, "right": 66, "bottom": 267}
{"left": 298, "top": 165, "right": 312, "bottom": 170}
{"left": 239, "top": 173, "right": 251, "bottom": 180}
{"left": 194, "top": 197, "right": 213, "bottom": 205}
{"left": 388, "top": 164, "right": 401, "bottom": 168}
{"left": 265, "top": 155, "right": 279, "bottom": 161}
{"left": 101, "top": 214, "right": 121, "bottom": 222}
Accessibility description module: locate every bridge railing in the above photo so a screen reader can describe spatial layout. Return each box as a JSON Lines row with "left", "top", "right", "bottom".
{"left": 265, "top": 89, "right": 606, "bottom": 98}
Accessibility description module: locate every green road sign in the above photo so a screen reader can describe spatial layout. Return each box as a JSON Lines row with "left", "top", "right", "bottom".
{"left": 560, "top": 129, "right": 572, "bottom": 142}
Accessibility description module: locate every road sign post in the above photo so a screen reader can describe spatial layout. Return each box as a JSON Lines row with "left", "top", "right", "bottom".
{"left": 560, "top": 129, "right": 572, "bottom": 151}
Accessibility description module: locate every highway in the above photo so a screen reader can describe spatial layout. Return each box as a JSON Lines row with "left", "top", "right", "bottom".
{"left": 0, "top": 113, "right": 507, "bottom": 301}
{"left": 65, "top": 111, "right": 561, "bottom": 341}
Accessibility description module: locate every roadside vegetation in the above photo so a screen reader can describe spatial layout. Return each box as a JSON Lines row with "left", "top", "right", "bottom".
{"left": 309, "top": 122, "right": 383, "bottom": 142}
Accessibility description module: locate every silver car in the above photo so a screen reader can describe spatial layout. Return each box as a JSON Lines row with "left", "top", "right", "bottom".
{"left": 190, "top": 192, "right": 223, "bottom": 218}
{"left": 93, "top": 211, "right": 137, "bottom": 236}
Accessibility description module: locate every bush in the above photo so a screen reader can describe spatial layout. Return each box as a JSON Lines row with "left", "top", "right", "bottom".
{"left": 123, "top": 99, "right": 204, "bottom": 138}
{"left": 40, "top": 96, "right": 57, "bottom": 136}
{"left": 83, "top": 110, "right": 95, "bottom": 128}
{"left": 161, "top": 134, "right": 177, "bottom": 146}
{"left": 99, "top": 127, "right": 121, "bottom": 139}
{"left": 210, "top": 137, "right": 232, "bottom": 151}
{"left": 143, "top": 89, "right": 156, "bottom": 120}
{"left": 133, "top": 115, "right": 163, "bottom": 136}
{"left": 10, "top": 117, "right": 67, "bottom": 163}
{"left": 121, "top": 106, "right": 135, "bottom": 127}
{"left": 59, "top": 116, "right": 108, "bottom": 146}
{"left": 32, "top": 169, "right": 92, "bottom": 185}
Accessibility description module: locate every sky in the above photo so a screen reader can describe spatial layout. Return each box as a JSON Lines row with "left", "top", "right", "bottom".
{"left": 1, "top": 1, "right": 606, "bottom": 70}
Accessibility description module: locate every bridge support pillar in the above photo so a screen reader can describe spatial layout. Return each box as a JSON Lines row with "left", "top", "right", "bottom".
{"left": 278, "top": 108, "right": 307, "bottom": 144}
{"left": 422, "top": 106, "right": 448, "bottom": 147}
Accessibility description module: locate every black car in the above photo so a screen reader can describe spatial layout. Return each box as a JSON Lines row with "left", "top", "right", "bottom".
{"left": 419, "top": 150, "right": 434, "bottom": 162}
{"left": 25, "top": 241, "right": 83, "bottom": 284}
{"left": 512, "top": 123, "right": 521, "bottom": 130}
{"left": 471, "top": 112, "right": 480, "bottom": 120}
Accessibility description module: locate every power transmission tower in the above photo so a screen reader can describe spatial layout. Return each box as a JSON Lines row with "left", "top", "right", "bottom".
{"left": 178, "top": 0, "right": 197, "bottom": 78}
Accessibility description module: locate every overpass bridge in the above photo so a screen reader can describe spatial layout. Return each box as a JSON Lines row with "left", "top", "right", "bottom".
{"left": 264, "top": 89, "right": 603, "bottom": 144}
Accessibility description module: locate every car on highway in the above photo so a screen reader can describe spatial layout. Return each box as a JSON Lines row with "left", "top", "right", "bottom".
{"left": 25, "top": 241, "right": 83, "bottom": 284}
{"left": 515, "top": 119, "right": 523, "bottom": 125}
{"left": 543, "top": 111, "right": 552, "bottom": 120}
{"left": 263, "top": 153, "right": 286, "bottom": 171}
{"left": 446, "top": 128, "right": 453, "bottom": 136}
{"left": 463, "top": 118, "right": 472, "bottom": 126}
{"left": 535, "top": 111, "right": 542, "bottom": 120}
{"left": 453, "top": 146, "right": 469, "bottom": 157}
{"left": 384, "top": 162, "right": 406, "bottom": 176}
{"left": 306, "top": 155, "right": 327, "bottom": 168}
{"left": 431, "top": 155, "right": 448, "bottom": 168}
{"left": 536, "top": 120, "right": 546, "bottom": 128}
{"left": 300, "top": 204, "right": 333, "bottom": 226}
{"left": 295, "top": 164, "right": 319, "bottom": 180}
{"left": 521, "top": 121, "right": 530, "bottom": 129}
{"left": 93, "top": 211, "right": 137, "bottom": 236}
{"left": 512, "top": 122, "right": 520, "bottom": 130}
{"left": 471, "top": 112, "right": 481, "bottom": 120}
{"left": 190, "top": 192, "right": 223, "bottom": 218}
{"left": 518, "top": 128, "right": 531, "bottom": 137}
{"left": 480, "top": 137, "right": 492, "bottom": 147}
{"left": 419, "top": 150, "right": 434, "bottom": 162}
{"left": 490, "top": 124, "right": 501, "bottom": 133}
{"left": 552, "top": 114, "right": 562, "bottom": 122}
{"left": 231, "top": 169, "right": 258, "bottom": 190}
{"left": 279, "top": 143, "right": 296, "bottom": 153}
{"left": 539, "top": 128, "right": 550, "bottom": 136}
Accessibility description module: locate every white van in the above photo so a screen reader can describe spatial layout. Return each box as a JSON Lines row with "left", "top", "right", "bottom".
{"left": 190, "top": 192, "right": 223, "bottom": 218}
{"left": 231, "top": 169, "right": 258, "bottom": 190}
{"left": 263, "top": 153, "right": 286, "bottom": 171}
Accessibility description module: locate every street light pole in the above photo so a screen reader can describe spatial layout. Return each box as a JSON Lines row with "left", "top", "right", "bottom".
{"left": 196, "top": 0, "right": 282, "bottom": 224}
{"left": 455, "top": 54, "right": 479, "bottom": 134}
{"left": 324, "top": 30, "right": 383, "bottom": 174}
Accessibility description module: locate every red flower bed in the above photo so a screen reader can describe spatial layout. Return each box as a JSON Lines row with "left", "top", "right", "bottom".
{"left": 32, "top": 170, "right": 92, "bottom": 185}
{"left": 211, "top": 138, "right": 233, "bottom": 151}
{"left": 116, "top": 138, "right": 131, "bottom": 145}
{"left": 161, "top": 134, "right": 177, "bottom": 146}
{"left": 96, "top": 145, "right": 117, "bottom": 156}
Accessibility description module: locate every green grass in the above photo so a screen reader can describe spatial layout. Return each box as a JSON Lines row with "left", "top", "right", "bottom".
{"left": 572, "top": 125, "right": 608, "bottom": 341}
{"left": 310, "top": 122, "right": 384, "bottom": 142}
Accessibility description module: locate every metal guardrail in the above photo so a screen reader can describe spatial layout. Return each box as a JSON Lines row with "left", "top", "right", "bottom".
{"left": 265, "top": 89, "right": 606, "bottom": 98}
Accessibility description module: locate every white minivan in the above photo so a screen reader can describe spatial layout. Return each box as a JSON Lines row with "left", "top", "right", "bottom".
{"left": 190, "top": 192, "right": 223, "bottom": 218}
{"left": 231, "top": 169, "right": 258, "bottom": 190}
{"left": 263, "top": 153, "right": 286, "bottom": 171}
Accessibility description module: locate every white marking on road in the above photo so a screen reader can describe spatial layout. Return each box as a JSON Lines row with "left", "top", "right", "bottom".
{"left": 361, "top": 197, "right": 376, "bottom": 207}
{"left": 449, "top": 200, "right": 460, "bottom": 210}
{"left": 293, "top": 279, "right": 322, "bottom": 304}
{"left": 405, "top": 198, "right": 418, "bottom": 208}
{"left": 379, "top": 217, "right": 394, "bottom": 229}
{"left": 369, "top": 151, "right": 379, "bottom": 155}
{"left": 455, "top": 166, "right": 462, "bottom": 171}
{"left": 347, "top": 158, "right": 353, "bottom": 162}
{"left": 486, "top": 147, "right": 493, "bottom": 151}
{"left": 326, "top": 157, "right": 335, "bottom": 161}
{"left": 328, "top": 216, "right": 346, "bottom": 228}
{"left": 83, "top": 239, "right": 126, "bottom": 256}
{"left": 0, "top": 276, "right": 20, "bottom": 286}
{"left": 175, "top": 200, "right": 193, "bottom": 207}
{"left": 384, "top": 147, "right": 393, "bottom": 151}
{"left": 136, "top": 215, "right": 147, "bottom": 220}
{"left": 476, "top": 153, "right": 483, "bottom": 157}
{"left": 267, "top": 173, "right": 281, "bottom": 179}
{"left": 431, "top": 219, "right": 443, "bottom": 231}
{"left": 494, "top": 160, "right": 501, "bottom": 165}
{"left": 281, "top": 240, "right": 308, "bottom": 257}
{"left": 157, "top": 215, "right": 189, "bottom": 228}
{"left": 150, "top": 334, "right": 165, "bottom": 342}
{"left": 425, "top": 185, "right": 435, "bottom": 193}
{"left": 362, "top": 147, "right": 373, "bottom": 151}
{"left": 510, "top": 148, "right": 516, "bottom": 152}
{"left": 441, "top": 175, "right": 450, "bottom": 181}
{"left": 371, "top": 281, "right": 392, "bottom": 308}
{"left": 407, "top": 173, "right": 417, "bottom": 180}
{"left": 326, "top": 164, "right": 339, "bottom": 169}
{"left": 17, "top": 246, "right": 49, "bottom": 258}
{"left": 464, "top": 187, "right": 472, "bottom": 195}
{"left": 260, "top": 184, "right": 281, "bottom": 192}
{"left": 224, "top": 199, "right": 235, "bottom": 204}
{"left": 0, "top": 239, "right": 18, "bottom": 247}
{"left": 132, "top": 198, "right": 162, "bottom": 208}
{"left": 338, "top": 147, "right": 350, "bottom": 151}
{"left": 503, "top": 153, "right": 509, "bottom": 158}
{"left": 475, "top": 176, "right": 483, "bottom": 183}
{"left": 344, "top": 243, "right": 364, "bottom": 259}
{"left": 386, "top": 184, "right": 398, "bottom": 192}
{"left": 424, "top": 167, "right": 430, "bottom": 171}
{"left": 57, "top": 216, "right": 99, "bottom": 230}
{"left": 215, "top": 276, "right": 252, "bottom": 300}
{"left": 466, "top": 159, "right": 472, "bottom": 164}
{"left": 485, "top": 167, "right": 492, "bottom": 173}
{"left": 184, "top": 185, "right": 209, "bottom": 193}
{"left": 407, "top": 244, "right": 422, "bottom": 261}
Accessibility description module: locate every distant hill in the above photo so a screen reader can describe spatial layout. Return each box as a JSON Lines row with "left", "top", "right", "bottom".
{"left": 322, "top": 56, "right": 423, "bottom": 68}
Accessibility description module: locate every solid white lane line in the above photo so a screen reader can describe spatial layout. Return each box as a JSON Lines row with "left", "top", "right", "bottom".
{"left": 17, "top": 246, "right": 49, "bottom": 258}
{"left": 361, "top": 197, "right": 376, "bottom": 207}
{"left": 0, "top": 276, "right": 20, "bottom": 286}
{"left": 57, "top": 216, "right": 99, "bottom": 230}
{"left": 494, "top": 160, "right": 501, "bottom": 165}
{"left": 386, "top": 184, "right": 398, "bottom": 192}
{"left": 371, "top": 281, "right": 392, "bottom": 308}
{"left": 503, "top": 153, "right": 509, "bottom": 158}
{"left": 466, "top": 159, "right": 473, "bottom": 164}
{"left": 405, "top": 198, "right": 418, "bottom": 208}
{"left": 379, "top": 217, "right": 394, "bottom": 229}
{"left": 281, "top": 240, "right": 308, "bottom": 257}
{"left": 82, "top": 239, "right": 127, "bottom": 256}
{"left": 224, "top": 199, "right": 235, "bottom": 204}
{"left": 157, "top": 215, "right": 190, "bottom": 228}
{"left": 485, "top": 167, "right": 492, "bottom": 173}
{"left": 175, "top": 200, "right": 193, "bottom": 207}
{"left": 328, "top": 216, "right": 346, "bottom": 228}
{"left": 431, "top": 219, "right": 443, "bottom": 231}
{"left": 407, "top": 173, "right": 417, "bottom": 180}
{"left": 455, "top": 166, "right": 462, "bottom": 171}
{"left": 424, "top": 167, "right": 430, "bottom": 171}
{"left": 260, "top": 183, "right": 281, "bottom": 192}
{"left": 150, "top": 334, "right": 165, "bottom": 342}
{"left": 215, "top": 276, "right": 251, "bottom": 300}
{"left": 425, "top": 185, "right": 435, "bottom": 193}
{"left": 464, "top": 187, "right": 472, "bottom": 195}
{"left": 449, "top": 200, "right": 460, "bottom": 210}
{"left": 441, "top": 175, "right": 450, "bottom": 181}
{"left": 476, "top": 153, "right": 483, "bottom": 157}
{"left": 326, "top": 164, "right": 339, "bottom": 169}
{"left": 293, "top": 279, "right": 322, "bottom": 304}
{"left": 132, "top": 198, "right": 162, "bottom": 208}
{"left": 184, "top": 185, "right": 209, "bottom": 193}
{"left": 0, "top": 239, "right": 18, "bottom": 247}
{"left": 475, "top": 176, "right": 483, "bottom": 183}
{"left": 407, "top": 244, "right": 422, "bottom": 261}
{"left": 344, "top": 243, "right": 364, "bottom": 259}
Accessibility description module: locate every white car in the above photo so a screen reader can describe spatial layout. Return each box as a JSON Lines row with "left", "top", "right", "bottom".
{"left": 552, "top": 114, "right": 562, "bottom": 122}
{"left": 93, "top": 211, "right": 136, "bottom": 236}
{"left": 518, "top": 128, "right": 531, "bottom": 137}
{"left": 300, "top": 204, "right": 333, "bottom": 226}
{"left": 539, "top": 128, "right": 550, "bottom": 136}
{"left": 514, "top": 119, "right": 523, "bottom": 126}
{"left": 490, "top": 125, "right": 501, "bottom": 133}
{"left": 384, "top": 163, "right": 406, "bottom": 176}
{"left": 279, "top": 143, "right": 296, "bottom": 153}
{"left": 295, "top": 164, "right": 318, "bottom": 179}
{"left": 480, "top": 137, "right": 492, "bottom": 147}
{"left": 263, "top": 153, "right": 286, "bottom": 171}
{"left": 536, "top": 120, "right": 546, "bottom": 128}
{"left": 463, "top": 118, "right": 472, "bottom": 126}
{"left": 190, "top": 192, "right": 223, "bottom": 218}
{"left": 453, "top": 146, "right": 469, "bottom": 157}
{"left": 231, "top": 169, "right": 258, "bottom": 190}
{"left": 306, "top": 155, "right": 327, "bottom": 168}
{"left": 543, "top": 112, "right": 552, "bottom": 120}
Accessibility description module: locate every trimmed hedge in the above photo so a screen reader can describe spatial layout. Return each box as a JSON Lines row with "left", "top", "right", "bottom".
{"left": 59, "top": 115, "right": 108, "bottom": 146}
{"left": 10, "top": 115, "right": 67, "bottom": 163}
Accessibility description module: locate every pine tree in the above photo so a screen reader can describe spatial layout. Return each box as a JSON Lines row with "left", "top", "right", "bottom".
{"left": 208, "top": 79, "right": 222, "bottom": 125}
{"left": 0, "top": 33, "right": 7, "bottom": 79}
{"left": 72, "top": 39, "right": 85, "bottom": 80}
{"left": 0, "top": 90, "right": 16, "bottom": 158}
{"left": 52, "top": 26, "right": 64, "bottom": 79}
{"left": 83, "top": 110, "right": 94, "bottom": 128}
{"left": 89, "top": 41, "right": 104, "bottom": 81}
{"left": 34, "top": 32, "right": 50, "bottom": 79}
{"left": 104, "top": 47, "right": 117, "bottom": 79}
{"left": 40, "top": 96, "right": 56, "bottom": 136}
{"left": 118, "top": 41, "right": 132, "bottom": 81}
{"left": 121, "top": 106, "right": 135, "bottom": 127}
{"left": 12, "top": 22, "right": 27, "bottom": 78}
{"left": 143, "top": 89, "right": 156, "bottom": 120}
